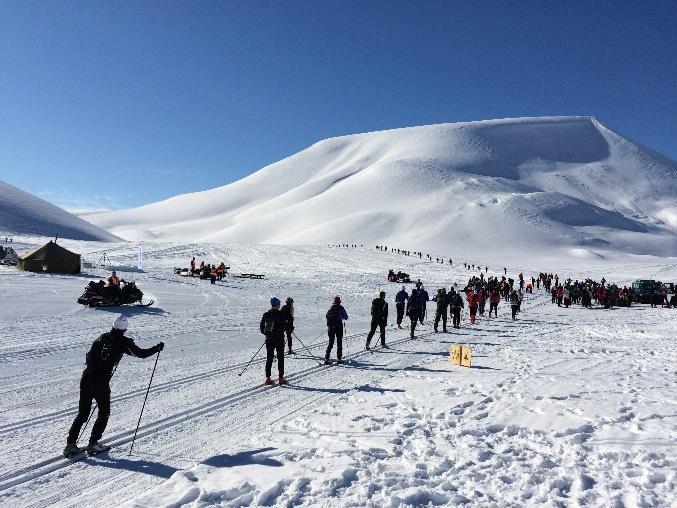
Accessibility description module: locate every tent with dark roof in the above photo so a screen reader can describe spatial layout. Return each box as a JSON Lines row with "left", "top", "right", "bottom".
{"left": 17, "top": 241, "right": 81, "bottom": 274}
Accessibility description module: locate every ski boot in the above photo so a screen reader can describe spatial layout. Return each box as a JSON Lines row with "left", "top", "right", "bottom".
{"left": 63, "top": 442, "right": 82, "bottom": 458}
{"left": 278, "top": 377, "right": 288, "bottom": 385}
{"left": 324, "top": 359, "right": 331, "bottom": 365}
{"left": 87, "top": 441, "right": 111, "bottom": 456}
{"left": 264, "top": 377, "right": 274, "bottom": 386}
{"left": 336, "top": 359, "right": 343, "bottom": 365}
{"left": 365, "top": 343, "right": 371, "bottom": 351}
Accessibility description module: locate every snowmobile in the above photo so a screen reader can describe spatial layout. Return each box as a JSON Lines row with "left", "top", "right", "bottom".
{"left": 77, "top": 279, "right": 153, "bottom": 307}
{"left": 388, "top": 271, "right": 411, "bottom": 283}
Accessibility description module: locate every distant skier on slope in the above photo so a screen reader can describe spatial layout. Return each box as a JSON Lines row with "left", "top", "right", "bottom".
{"left": 260, "top": 297, "right": 287, "bottom": 385}
{"left": 63, "top": 316, "right": 164, "bottom": 457}
{"left": 365, "top": 291, "right": 388, "bottom": 350}
{"left": 325, "top": 296, "right": 348, "bottom": 364}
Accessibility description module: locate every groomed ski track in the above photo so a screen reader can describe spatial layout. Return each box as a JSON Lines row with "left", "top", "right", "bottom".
{"left": 0, "top": 241, "right": 675, "bottom": 506}
{"left": 2, "top": 295, "right": 547, "bottom": 506}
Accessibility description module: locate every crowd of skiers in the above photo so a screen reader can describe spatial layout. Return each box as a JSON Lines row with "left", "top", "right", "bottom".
{"left": 536, "top": 273, "right": 676, "bottom": 309}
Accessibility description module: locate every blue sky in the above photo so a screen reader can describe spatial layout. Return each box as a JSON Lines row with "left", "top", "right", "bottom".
{"left": 1, "top": 0, "right": 675, "bottom": 210}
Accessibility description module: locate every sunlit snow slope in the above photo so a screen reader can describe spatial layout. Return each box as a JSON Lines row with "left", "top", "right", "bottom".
{"left": 88, "top": 117, "right": 677, "bottom": 256}
{"left": 0, "top": 181, "right": 121, "bottom": 242}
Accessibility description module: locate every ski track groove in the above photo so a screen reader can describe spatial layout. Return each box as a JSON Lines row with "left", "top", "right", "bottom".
{"left": 0, "top": 330, "right": 374, "bottom": 434}
{"left": 0, "top": 321, "right": 446, "bottom": 495}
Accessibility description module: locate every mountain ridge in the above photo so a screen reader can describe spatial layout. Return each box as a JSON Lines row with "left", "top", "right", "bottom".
{"left": 0, "top": 180, "right": 121, "bottom": 242}
{"left": 85, "top": 116, "right": 677, "bottom": 256}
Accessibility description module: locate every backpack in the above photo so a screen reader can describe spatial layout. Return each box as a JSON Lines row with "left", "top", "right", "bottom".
{"left": 86, "top": 332, "right": 115, "bottom": 368}
{"left": 326, "top": 305, "right": 340, "bottom": 326}
{"left": 262, "top": 312, "right": 276, "bottom": 335}
{"left": 371, "top": 298, "right": 386, "bottom": 318}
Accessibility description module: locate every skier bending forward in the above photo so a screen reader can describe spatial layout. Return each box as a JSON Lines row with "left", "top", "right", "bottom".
{"left": 64, "top": 316, "right": 164, "bottom": 457}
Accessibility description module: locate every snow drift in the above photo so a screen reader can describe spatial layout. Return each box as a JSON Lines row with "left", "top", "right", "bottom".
{"left": 87, "top": 117, "right": 677, "bottom": 256}
{"left": 0, "top": 181, "right": 120, "bottom": 242}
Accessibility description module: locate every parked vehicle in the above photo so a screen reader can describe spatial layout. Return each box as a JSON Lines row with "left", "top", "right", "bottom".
{"left": 631, "top": 279, "right": 663, "bottom": 303}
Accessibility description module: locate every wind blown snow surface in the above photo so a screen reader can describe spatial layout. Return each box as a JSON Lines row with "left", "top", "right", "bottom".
{"left": 0, "top": 237, "right": 675, "bottom": 507}
{"left": 0, "top": 181, "right": 120, "bottom": 242}
{"left": 86, "top": 116, "right": 677, "bottom": 257}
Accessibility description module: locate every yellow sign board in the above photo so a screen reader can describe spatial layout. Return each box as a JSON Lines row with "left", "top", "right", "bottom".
{"left": 449, "top": 344, "right": 472, "bottom": 368}
{"left": 450, "top": 344, "right": 460, "bottom": 364}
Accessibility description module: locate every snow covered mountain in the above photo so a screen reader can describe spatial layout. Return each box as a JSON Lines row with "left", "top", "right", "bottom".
{"left": 87, "top": 116, "right": 677, "bottom": 256}
{"left": 0, "top": 180, "right": 121, "bottom": 242}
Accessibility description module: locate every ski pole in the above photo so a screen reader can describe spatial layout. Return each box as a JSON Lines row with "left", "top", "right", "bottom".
{"left": 78, "top": 362, "right": 119, "bottom": 442}
{"left": 238, "top": 341, "right": 266, "bottom": 377}
{"left": 292, "top": 332, "right": 323, "bottom": 365}
{"left": 129, "top": 350, "right": 160, "bottom": 455}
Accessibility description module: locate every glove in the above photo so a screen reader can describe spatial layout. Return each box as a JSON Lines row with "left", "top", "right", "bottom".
{"left": 156, "top": 341, "right": 165, "bottom": 352}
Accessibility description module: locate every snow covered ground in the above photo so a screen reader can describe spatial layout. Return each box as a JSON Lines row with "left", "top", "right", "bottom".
{"left": 0, "top": 237, "right": 675, "bottom": 507}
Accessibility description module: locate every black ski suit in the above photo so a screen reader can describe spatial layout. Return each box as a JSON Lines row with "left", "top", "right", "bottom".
{"left": 434, "top": 292, "right": 448, "bottom": 332}
{"left": 260, "top": 309, "right": 287, "bottom": 378}
{"left": 510, "top": 293, "right": 520, "bottom": 320}
{"left": 366, "top": 297, "right": 388, "bottom": 347}
{"left": 406, "top": 292, "right": 422, "bottom": 337}
{"left": 418, "top": 290, "right": 429, "bottom": 324}
{"left": 281, "top": 303, "right": 294, "bottom": 352}
{"left": 450, "top": 293, "right": 464, "bottom": 328}
{"left": 325, "top": 304, "right": 348, "bottom": 361}
{"left": 67, "top": 329, "right": 160, "bottom": 445}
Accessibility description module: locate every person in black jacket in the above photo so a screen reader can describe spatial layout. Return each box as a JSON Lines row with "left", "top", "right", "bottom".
{"left": 260, "top": 297, "right": 288, "bottom": 386}
{"left": 366, "top": 291, "right": 388, "bottom": 350}
{"left": 449, "top": 289, "right": 464, "bottom": 328}
{"left": 433, "top": 288, "right": 448, "bottom": 332}
{"left": 325, "top": 296, "right": 349, "bottom": 364}
{"left": 280, "top": 297, "right": 295, "bottom": 354}
{"left": 64, "top": 316, "right": 164, "bottom": 457}
{"left": 510, "top": 290, "right": 520, "bottom": 320}
{"left": 406, "top": 288, "right": 422, "bottom": 337}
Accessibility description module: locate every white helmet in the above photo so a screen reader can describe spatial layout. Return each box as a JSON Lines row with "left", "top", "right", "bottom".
{"left": 113, "top": 315, "right": 128, "bottom": 331}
